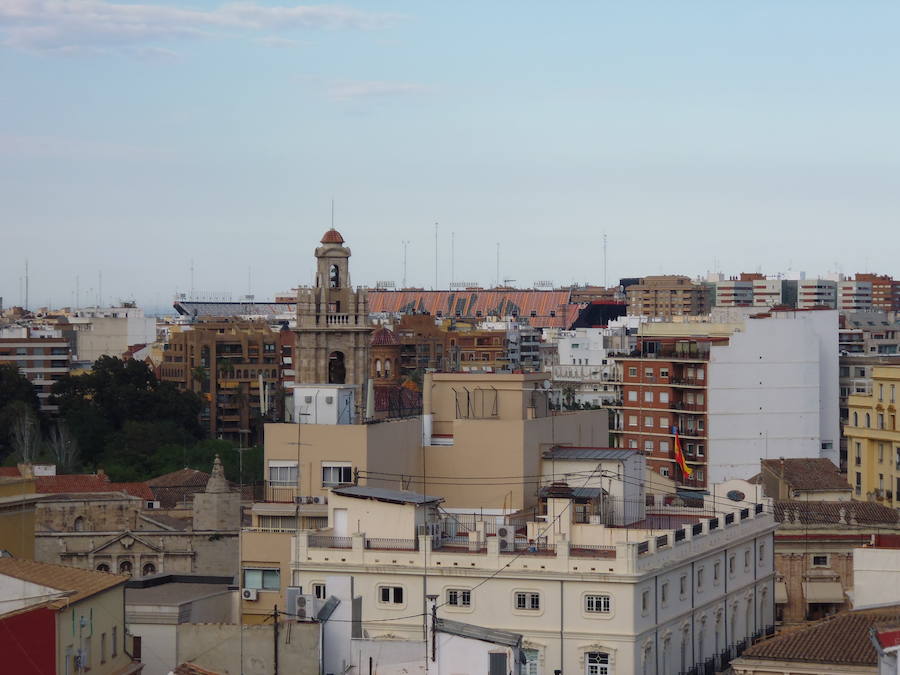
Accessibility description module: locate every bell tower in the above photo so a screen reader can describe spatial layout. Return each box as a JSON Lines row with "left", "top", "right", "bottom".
{"left": 295, "top": 229, "right": 371, "bottom": 413}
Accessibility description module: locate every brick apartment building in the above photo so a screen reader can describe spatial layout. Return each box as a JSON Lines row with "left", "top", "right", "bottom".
{"left": 0, "top": 325, "right": 71, "bottom": 412}
{"left": 158, "top": 319, "right": 281, "bottom": 441}
{"left": 625, "top": 275, "right": 711, "bottom": 319}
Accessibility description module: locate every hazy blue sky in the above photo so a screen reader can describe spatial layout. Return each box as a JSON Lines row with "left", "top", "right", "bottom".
{"left": 1, "top": 1, "right": 898, "bottom": 311}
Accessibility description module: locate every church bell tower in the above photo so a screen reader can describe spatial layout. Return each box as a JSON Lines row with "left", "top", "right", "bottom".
{"left": 295, "top": 229, "right": 371, "bottom": 412}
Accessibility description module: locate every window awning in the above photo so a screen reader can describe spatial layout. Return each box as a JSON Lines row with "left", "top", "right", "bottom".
{"left": 802, "top": 581, "right": 844, "bottom": 604}
{"left": 775, "top": 581, "right": 788, "bottom": 604}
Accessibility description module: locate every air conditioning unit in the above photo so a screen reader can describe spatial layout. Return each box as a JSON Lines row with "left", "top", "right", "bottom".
{"left": 312, "top": 496, "right": 321, "bottom": 504}
{"left": 285, "top": 587, "right": 320, "bottom": 621}
{"left": 242, "top": 588, "right": 258, "bottom": 601}
{"left": 497, "top": 525, "right": 515, "bottom": 552}
{"left": 325, "top": 396, "right": 334, "bottom": 404}
{"left": 294, "top": 496, "right": 305, "bottom": 505}
{"left": 304, "top": 396, "right": 313, "bottom": 403}
{"left": 145, "top": 501, "right": 161, "bottom": 509}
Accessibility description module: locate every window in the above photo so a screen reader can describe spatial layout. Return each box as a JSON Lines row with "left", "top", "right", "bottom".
{"left": 628, "top": 440, "right": 638, "bottom": 448}
{"left": 644, "top": 391, "right": 653, "bottom": 403}
{"left": 644, "top": 440, "right": 654, "bottom": 453}
{"left": 313, "top": 583, "right": 326, "bottom": 599}
{"left": 645, "top": 367, "right": 654, "bottom": 378}
{"left": 659, "top": 416, "right": 669, "bottom": 428}
{"left": 713, "top": 562, "right": 720, "bottom": 583}
{"left": 142, "top": 562, "right": 156, "bottom": 576}
{"left": 879, "top": 413, "right": 885, "bottom": 430}
{"left": 853, "top": 412, "right": 859, "bottom": 426}
{"left": 697, "top": 444, "right": 705, "bottom": 457}
{"left": 73, "top": 516, "right": 85, "bottom": 532}
{"left": 244, "top": 568, "right": 280, "bottom": 590}
{"left": 679, "top": 575, "right": 687, "bottom": 597}
{"left": 659, "top": 392, "right": 670, "bottom": 403}
{"left": 515, "top": 591, "right": 540, "bottom": 610}
{"left": 812, "top": 554, "right": 829, "bottom": 567}
{"left": 523, "top": 648, "right": 539, "bottom": 675}
{"left": 759, "top": 543, "right": 766, "bottom": 562}
{"left": 644, "top": 416, "right": 654, "bottom": 427}
{"left": 585, "top": 594, "right": 611, "bottom": 613}
{"left": 880, "top": 384, "right": 884, "bottom": 401}
{"left": 628, "top": 415, "right": 637, "bottom": 427}
{"left": 447, "top": 589, "right": 471, "bottom": 607}
{"left": 322, "top": 463, "right": 352, "bottom": 487}
{"left": 629, "top": 367, "right": 637, "bottom": 377}
{"left": 379, "top": 586, "right": 404, "bottom": 604}
{"left": 660, "top": 368, "right": 669, "bottom": 378}
{"left": 111, "top": 627, "right": 117, "bottom": 657}
{"left": 641, "top": 589, "right": 650, "bottom": 614}
{"left": 119, "top": 560, "right": 132, "bottom": 575}
{"left": 628, "top": 390, "right": 638, "bottom": 402}
{"left": 586, "top": 652, "right": 610, "bottom": 675}
{"left": 892, "top": 384, "right": 896, "bottom": 403}
{"left": 660, "top": 582, "right": 669, "bottom": 604}
{"left": 268, "top": 462, "right": 298, "bottom": 486}
{"left": 660, "top": 467, "right": 670, "bottom": 478}
{"left": 697, "top": 368, "right": 705, "bottom": 380}
{"left": 659, "top": 441, "right": 669, "bottom": 453}
{"left": 744, "top": 549, "right": 751, "bottom": 570}
{"left": 728, "top": 556, "right": 735, "bottom": 575}
{"left": 866, "top": 413, "right": 871, "bottom": 428}
{"left": 96, "top": 563, "right": 110, "bottom": 573}
{"left": 686, "top": 443, "right": 694, "bottom": 456}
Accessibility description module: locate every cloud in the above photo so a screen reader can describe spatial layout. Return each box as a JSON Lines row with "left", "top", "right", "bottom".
{"left": 0, "top": 0, "right": 393, "bottom": 53}
{"left": 256, "top": 35, "right": 304, "bottom": 48}
{"left": 326, "top": 80, "right": 430, "bottom": 102}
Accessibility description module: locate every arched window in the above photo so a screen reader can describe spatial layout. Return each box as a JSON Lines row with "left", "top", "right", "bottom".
{"left": 142, "top": 562, "right": 157, "bottom": 576}
{"left": 384, "top": 359, "right": 392, "bottom": 377}
{"left": 585, "top": 651, "right": 610, "bottom": 675}
{"left": 96, "top": 563, "right": 110, "bottom": 573}
{"left": 119, "top": 560, "right": 133, "bottom": 575}
{"left": 73, "top": 516, "right": 85, "bottom": 532}
{"left": 329, "top": 264, "right": 340, "bottom": 288}
{"left": 866, "top": 413, "right": 871, "bottom": 428}
{"left": 853, "top": 411, "right": 858, "bottom": 426}
{"left": 328, "top": 351, "right": 346, "bottom": 384}
{"left": 375, "top": 359, "right": 382, "bottom": 377}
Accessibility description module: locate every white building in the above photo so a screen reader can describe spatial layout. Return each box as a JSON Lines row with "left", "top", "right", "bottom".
{"left": 706, "top": 308, "right": 840, "bottom": 479}
{"left": 797, "top": 279, "right": 838, "bottom": 309}
{"left": 67, "top": 305, "right": 157, "bottom": 366}
{"left": 552, "top": 324, "right": 637, "bottom": 407}
{"left": 283, "top": 479, "right": 776, "bottom": 675}
{"left": 716, "top": 280, "right": 754, "bottom": 307}
{"left": 838, "top": 280, "right": 874, "bottom": 311}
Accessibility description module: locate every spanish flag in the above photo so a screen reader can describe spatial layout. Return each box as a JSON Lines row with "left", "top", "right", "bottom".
{"left": 672, "top": 426, "right": 693, "bottom": 478}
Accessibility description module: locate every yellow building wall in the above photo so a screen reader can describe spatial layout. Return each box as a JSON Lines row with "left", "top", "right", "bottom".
{"left": 56, "top": 585, "right": 133, "bottom": 675}
{"left": 240, "top": 529, "right": 293, "bottom": 624}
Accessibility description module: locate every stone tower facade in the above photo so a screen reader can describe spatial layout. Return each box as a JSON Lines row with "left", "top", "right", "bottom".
{"left": 295, "top": 229, "right": 371, "bottom": 412}
{"left": 192, "top": 455, "right": 241, "bottom": 531}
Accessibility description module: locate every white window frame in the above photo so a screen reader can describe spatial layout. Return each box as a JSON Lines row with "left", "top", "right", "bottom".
{"left": 378, "top": 585, "right": 405, "bottom": 605}
{"left": 644, "top": 391, "right": 653, "bottom": 403}
{"left": 628, "top": 390, "right": 638, "bottom": 402}
{"left": 812, "top": 554, "right": 829, "bottom": 567}
{"left": 447, "top": 588, "right": 472, "bottom": 607}
{"left": 586, "top": 651, "right": 610, "bottom": 675}
{"left": 268, "top": 460, "right": 298, "bottom": 486}
{"left": 243, "top": 567, "right": 280, "bottom": 591}
{"left": 322, "top": 462, "right": 352, "bottom": 487}
{"left": 514, "top": 591, "right": 541, "bottom": 611}
{"left": 585, "top": 594, "right": 611, "bottom": 614}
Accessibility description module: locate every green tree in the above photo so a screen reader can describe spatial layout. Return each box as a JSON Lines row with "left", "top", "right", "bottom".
{"left": 0, "top": 364, "right": 40, "bottom": 414}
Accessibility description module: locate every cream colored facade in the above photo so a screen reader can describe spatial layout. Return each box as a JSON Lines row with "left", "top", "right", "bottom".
{"left": 289, "top": 486, "right": 775, "bottom": 675}
{"left": 57, "top": 584, "right": 139, "bottom": 675}
{"left": 424, "top": 372, "right": 608, "bottom": 510}
{"left": 844, "top": 365, "right": 900, "bottom": 504}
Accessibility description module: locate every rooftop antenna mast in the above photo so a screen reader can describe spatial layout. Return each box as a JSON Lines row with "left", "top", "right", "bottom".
{"left": 602, "top": 232, "right": 608, "bottom": 288}
{"left": 496, "top": 243, "right": 500, "bottom": 288}
{"left": 434, "top": 222, "right": 439, "bottom": 290}
{"left": 402, "top": 240, "right": 410, "bottom": 288}
{"left": 24, "top": 259, "right": 29, "bottom": 311}
{"left": 98, "top": 271, "right": 102, "bottom": 308}
{"left": 75, "top": 275, "right": 80, "bottom": 311}
{"left": 450, "top": 231, "right": 455, "bottom": 287}
{"left": 331, "top": 198, "right": 335, "bottom": 229}
{"left": 190, "top": 259, "right": 195, "bottom": 300}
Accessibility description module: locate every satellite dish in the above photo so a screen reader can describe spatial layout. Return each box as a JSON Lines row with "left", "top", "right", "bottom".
{"left": 542, "top": 380, "right": 552, "bottom": 390}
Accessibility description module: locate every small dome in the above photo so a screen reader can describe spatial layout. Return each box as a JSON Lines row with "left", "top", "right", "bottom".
{"left": 371, "top": 326, "right": 400, "bottom": 346}
{"left": 321, "top": 228, "right": 345, "bottom": 244}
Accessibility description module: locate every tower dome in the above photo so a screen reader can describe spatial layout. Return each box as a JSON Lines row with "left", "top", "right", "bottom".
{"left": 321, "top": 228, "right": 345, "bottom": 244}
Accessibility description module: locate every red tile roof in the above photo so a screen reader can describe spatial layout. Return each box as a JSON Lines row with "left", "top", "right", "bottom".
{"left": 148, "top": 468, "right": 211, "bottom": 508}
{"left": 34, "top": 474, "right": 152, "bottom": 500}
{"left": 773, "top": 500, "right": 899, "bottom": 526}
{"left": 368, "top": 289, "right": 580, "bottom": 328}
{"left": 371, "top": 326, "right": 400, "bottom": 346}
{"left": 762, "top": 458, "right": 850, "bottom": 491}
{"left": 740, "top": 607, "right": 900, "bottom": 666}
{"left": 320, "top": 228, "right": 344, "bottom": 244}
{"left": 0, "top": 558, "right": 128, "bottom": 609}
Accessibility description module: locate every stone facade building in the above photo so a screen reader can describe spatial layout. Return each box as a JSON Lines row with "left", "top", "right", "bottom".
{"left": 35, "top": 457, "right": 240, "bottom": 579}
{"left": 295, "top": 229, "right": 372, "bottom": 414}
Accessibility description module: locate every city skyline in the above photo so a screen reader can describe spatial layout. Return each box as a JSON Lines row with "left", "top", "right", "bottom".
{"left": 2, "top": 1, "right": 898, "bottom": 309}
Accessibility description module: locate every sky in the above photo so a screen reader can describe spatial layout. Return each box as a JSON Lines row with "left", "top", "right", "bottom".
{"left": 1, "top": 1, "right": 898, "bottom": 313}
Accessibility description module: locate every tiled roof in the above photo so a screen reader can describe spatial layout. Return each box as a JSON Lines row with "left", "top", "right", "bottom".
{"left": 148, "top": 468, "right": 211, "bottom": 508}
{"left": 773, "top": 500, "right": 899, "bottom": 526}
{"left": 0, "top": 558, "right": 127, "bottom": 609}
{"left": 320, "top": 228, "right": 344, "bottom": 244}
{"left": 371, "top": 326, "right": 400, "bottom": 346}
{"left": 762, "top": 458, "right": 850, "bottom": 491}
{"left": 368, "top": 289, "right": 579, "bottom": 329}
{"left": 741, "top": 607, "right": 900, "bottom": 666}
{"left": 34, "top": 474, "right": 152, "bottom": 500}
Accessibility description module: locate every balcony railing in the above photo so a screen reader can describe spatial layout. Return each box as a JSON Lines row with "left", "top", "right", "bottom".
{"left": 308, "top": 535, "right": 351, "bottom": 549}
{"left": 364, "top": 538, "right": 418, "bottom": 551}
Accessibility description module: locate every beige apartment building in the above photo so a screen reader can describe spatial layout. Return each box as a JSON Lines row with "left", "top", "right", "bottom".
{"left": 626, "top": 276, "right": 711, "bottom": 319}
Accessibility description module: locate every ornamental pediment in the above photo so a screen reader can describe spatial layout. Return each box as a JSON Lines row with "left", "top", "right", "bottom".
{"left": 91, "top": 531, "right": 163, "bottom": 554}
